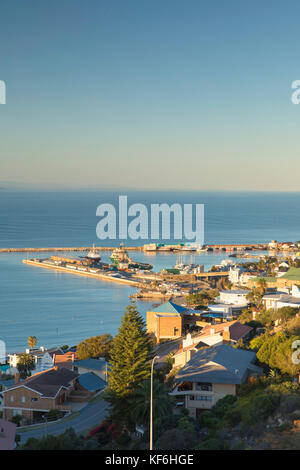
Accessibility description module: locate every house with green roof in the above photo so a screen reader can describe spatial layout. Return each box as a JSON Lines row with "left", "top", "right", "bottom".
{"left": 277, "top": 268, "right": 300, "bottom": 288}
{"left": 248, "top": 268, "right": 300, "bottom": 290}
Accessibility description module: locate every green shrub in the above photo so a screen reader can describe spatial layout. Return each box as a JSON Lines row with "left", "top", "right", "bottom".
{"left": 115, "top": 432, "right": 131, "bottom": 446}
{"left": 224, "top": 408, "right": 243, "bottom": 426}
{"left": 10, "top": 415, "right": 22, "bottom": 426}
{"left": 195, "top": 438, "right": 226, "bottom": 450}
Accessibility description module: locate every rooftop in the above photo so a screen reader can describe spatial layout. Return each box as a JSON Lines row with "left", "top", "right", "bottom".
{"left": 220, "top": 289, "right": 249, "bottom": 295}
{"left": 280, "top": 268, "right": 300, "bottom": 281}
{"left": 3, "top": 367, "right": 79, "bottom": 397}
{"left": 78, "top": 372, "right": 107, "bottom": 392}
{"left": 175, "top": 344, "right": 261, "bottom": 385}
{"left": 73, "top": 357, "right": 107, "bottom": 372}
{"left": 152, "top": 301, "right": 187, "bottom": 315}
{"left": 200, "top": 321, "right": 252, "bottom": 342}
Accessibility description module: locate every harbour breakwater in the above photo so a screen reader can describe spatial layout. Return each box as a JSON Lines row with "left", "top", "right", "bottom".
{"left": 0, "top": 243, "right": 267, "bottom": 254}
{"left": 0, "top": 246, "right": 143, "bottom": 253}
{"left": 22, "top": 259, "right": 143, "bottom": 287}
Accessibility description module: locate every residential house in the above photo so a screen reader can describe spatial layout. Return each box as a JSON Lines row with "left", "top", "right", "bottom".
{"left": 78, "top": 372, "right": 107, "bottom": 397}
{"left": 173, "top": 321, "right": 253, "bottom": 367}
{"left": 8, "top": 347, "right": 64, "bottom": 374}
{"left": 262, "top": 284, "right": 300, "bottom": 310}
{"left": 249, "top": 268, "right": 300, "bottom": 290}
{"left": 228, "top": 267, "right": 258, "bottom": 287}
{"left": 276, "top": 268, "right": 300, "bottom": 289}
{"left": 146, "top": 301, "right": 187, "bottom": 343}
{"left": 170, "top": 344, "right": 262, "bottom": 418}
{"left": 219, "top": 290, "right": 250, "bottom": 307}
{"left": 2, "top": 366, "right": 79, "bottom": 425}
{"left": 54, "top": 351, "right": 78, "bottom": 370}
{"left": 72, "top": 358, "right": 107, "bottom": 381}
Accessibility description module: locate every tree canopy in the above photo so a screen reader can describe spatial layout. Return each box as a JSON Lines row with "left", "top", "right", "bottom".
{"left": 17, "top": 353, "right": 35, "bottom": 379}
{"left": 27, "top": 336, "right": 37, "bottom": 350}
{"left": 76, "top": 334, "right": 112, "bottom": 361}
{"left": 104, "top": 302, "right": 152, "bottom": 429}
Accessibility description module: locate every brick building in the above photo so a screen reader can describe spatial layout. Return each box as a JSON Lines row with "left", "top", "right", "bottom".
{"left": 2, "top": 367, "right": 79, "bottom": 425}
{"left": 147, "top": 301, "right": 188, "bottom": 343}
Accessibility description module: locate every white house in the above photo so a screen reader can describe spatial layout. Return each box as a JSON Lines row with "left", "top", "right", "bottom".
{"left": 263, "top": 285, "right": 300, "bottom": 310}
{"left": 228, "top": 268, "right": 257, "bottom": 287}
{"left": 219, "top": 290, "right": 249, "bottom": 307}
{"left": 8, "top": 347, "right": 63, "bottom": 373}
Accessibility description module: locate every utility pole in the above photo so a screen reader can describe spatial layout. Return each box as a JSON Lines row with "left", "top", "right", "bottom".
{"left": 150, "top": 355, "right": 160, "bottom": 450}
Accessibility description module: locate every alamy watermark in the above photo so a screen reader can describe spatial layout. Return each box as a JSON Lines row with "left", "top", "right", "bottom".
{"left": 291, "top": 80, "right": 300, "bottom": 104}
{"left": 0, "top": 80, "right": 6, "bottom": 104}
{"left": 96, "top": 196, "right": 204, "bottom": 244}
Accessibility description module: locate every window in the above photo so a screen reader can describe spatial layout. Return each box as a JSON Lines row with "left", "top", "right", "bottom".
{"left": 178, "top": 382, "right": 193, "bottom": 391}
{"left": 196, "top": 395, "right": 213, "bottom": 402}
{"left": 189, "top": 395, "right": 195, "bottom": 400}
{"left": 21, "top": 396, "right": 26, "bottom": 403}
{"left": 13, "top": 409, "right": 22, "bottom": 416}
{"left": 10, "top": 395, "right": 14, "bottom": 402}
{"left": 31, "top": 397, "right": 38, "bottom": 402}
{"left": 195, "top": 382, "right": 212, "bottom": 392}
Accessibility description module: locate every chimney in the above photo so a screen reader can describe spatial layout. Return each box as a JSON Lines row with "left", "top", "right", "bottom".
{"left": 210, "top": 328, "right": 215, "bottom": 336}
{"left": 223, "top": 326, "right": 231, "bottom": 343}
{"left": 14, "top": 372, "right": 20, "bottom": 384}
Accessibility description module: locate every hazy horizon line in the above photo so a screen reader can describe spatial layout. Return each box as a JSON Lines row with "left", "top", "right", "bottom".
{"left": 1, "top": 185, "right": 300, "bottom": 194}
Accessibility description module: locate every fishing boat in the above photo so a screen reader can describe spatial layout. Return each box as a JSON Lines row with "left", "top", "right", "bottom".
{"left": 110, "top": 243, "right": 152, "bottom": 270}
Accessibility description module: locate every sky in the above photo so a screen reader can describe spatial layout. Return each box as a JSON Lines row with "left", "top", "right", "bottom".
{"left": 0, "top": 0, "right": 300, "bottom": 191}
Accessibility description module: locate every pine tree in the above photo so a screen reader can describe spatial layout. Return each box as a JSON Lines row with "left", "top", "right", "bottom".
{"left": 104, "top": 302, "right": 152, "bottom": 428}
{"left": 108, "top": 301, "right": 152, "bottom": 397}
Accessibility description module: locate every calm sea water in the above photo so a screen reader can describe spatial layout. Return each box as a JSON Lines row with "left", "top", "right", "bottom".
{"left": 1, "top": 190, "right": 300, "bottom": 353}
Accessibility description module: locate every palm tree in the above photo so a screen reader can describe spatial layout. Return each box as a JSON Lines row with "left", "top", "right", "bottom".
{"left": 129, "top": 379, "right": 172, "bottom": 427}
{"left": 27, "top": 336, "right": 38, "bottom": 350}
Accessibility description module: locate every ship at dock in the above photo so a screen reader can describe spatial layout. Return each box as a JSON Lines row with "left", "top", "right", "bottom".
{"left": 110, "top": 243, "right": 152, "bottom": 271}
{"left": 86, "top": 244, "right": 101, "bottom": 262}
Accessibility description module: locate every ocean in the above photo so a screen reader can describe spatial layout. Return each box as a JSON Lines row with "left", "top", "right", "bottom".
{"left": 1, "top": 190, "right": 300, "bottom": 353}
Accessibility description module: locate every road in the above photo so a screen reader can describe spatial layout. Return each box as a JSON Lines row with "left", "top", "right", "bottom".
{"left": 154, "top": 338, "right": 182, "bottom": 367}
{"left": 18, "top": 398, "right": 110, "bottom": 445}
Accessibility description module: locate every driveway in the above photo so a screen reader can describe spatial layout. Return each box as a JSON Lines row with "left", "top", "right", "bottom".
{"left": 18, "top": 397, "right": 110, "bottom": 445}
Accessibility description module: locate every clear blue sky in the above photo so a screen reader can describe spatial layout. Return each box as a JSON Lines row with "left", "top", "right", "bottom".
{"left": 1, "top": 0, "right": 300, "bottom": 190}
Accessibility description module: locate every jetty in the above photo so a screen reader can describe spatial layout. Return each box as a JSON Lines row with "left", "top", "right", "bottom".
{"left": 0, "top": 246, "right": 142, "bottom": 254}
{"left": 22, "top": 259, "right": 144, "bottom": 287}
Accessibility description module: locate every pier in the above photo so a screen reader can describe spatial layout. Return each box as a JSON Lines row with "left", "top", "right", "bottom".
{"left": 0, "top": 246, "right": 143, "bottom": 254}
{"left": 22, "top": 259, "right": 143, "bottom": 287}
